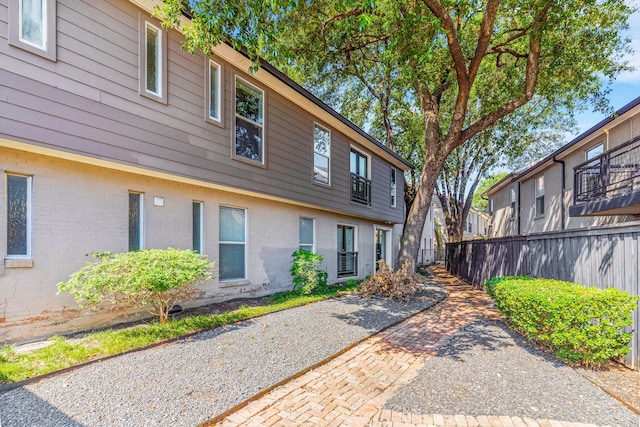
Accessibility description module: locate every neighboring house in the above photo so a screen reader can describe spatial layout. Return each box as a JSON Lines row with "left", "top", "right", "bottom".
{"left": 462, "top": 207, "right": 489, "bottom": 240}
{"left": 418, "top": 196, "right": 447, "bottom": 265}
{"left": 0, "top": 0, "right": 412, "bottom": 343}
{"left": 486, "top": 96, "right": 640, "bottom": 237}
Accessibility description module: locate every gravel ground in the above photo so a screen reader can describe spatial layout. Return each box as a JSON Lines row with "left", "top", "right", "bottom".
{"left": 0, "top": 286, "right": 445, "bottom": 427}
{"left": 385, "top": 319, "right": 640, "bottom": 426}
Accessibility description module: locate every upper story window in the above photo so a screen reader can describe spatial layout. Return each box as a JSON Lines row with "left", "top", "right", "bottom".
{"left": 313, "top": 124, "right": 330, "bottom": 185}
{"left": 8, "top": 0, "right": 57, "bottom": 61}
{"left": 350, "top": 149, "right": 371, "bottom": 205}
{"left": 234, "top": 77, "right": 265, "bottom": 164}
{"left": 390, "top": 168, "right": 397, "bottom": 208}
{"left": 488, "top": 198, "right": 494, "bottom": 214}
{"left": 509, "top": 186, "right": 516, "bottom": 220}
{"left": 535, "top": 176, "right": 545, "bottom": 217}
{"left": 206, "top": 59, "right": 222, "bottom": 124}
{"left": 6, "top": 174, "right": 32, "bottom": 258}
{"left": 586, "top": 143, "right": 604, "bottom": 161}
{"left": 138, "top": 16, "right": 167, "bottom": 103}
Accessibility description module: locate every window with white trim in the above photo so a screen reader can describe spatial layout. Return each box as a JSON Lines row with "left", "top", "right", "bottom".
{"left": 138, "top": 17, "right": 167, "bottom": 103}
{"left": 8, "top": 0, "right": 56, "bottom": 61}
{"left": 234, "top": 77, "right": 264, "bottom": 163}
{"left": 219, "top": 206, "right": 246, "bottom": 280}
{"left": 489, "top": 198, "right": 494, "bottom": 214}
{"left": 193, "top": 201, "right": 204, "bottom": 254}
{"left": 313, "top": 124, "right": 330, "bottom": 185}
{"left": 6, "top": 174, "right": 32, "bottom": 258}
{"left": 509, "top": 186, "right": 516, "bottom": 220}
{"left": 535, "top": 176, "right": 545, "bottom": 217}
{"left": 586, "top": 143, "right": 604, "bottom": 160}
{"left": 299, "top": 217, "right": 315, "bottom": 252}
{"left": 128, "top": 192, "right": 144, "bottom": 251}
{"left": 207, "top": 59, "right": 222, "bottom": 124}
{"left": 391, "top": 168, "right": 397, "bottom": 207}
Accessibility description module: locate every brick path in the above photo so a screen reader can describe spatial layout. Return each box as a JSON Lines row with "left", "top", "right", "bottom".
{"left": 208, "top": 270, "right": 601, "bottom": 427}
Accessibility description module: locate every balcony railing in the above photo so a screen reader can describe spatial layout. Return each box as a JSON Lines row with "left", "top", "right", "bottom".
{"left": 337, "top": 251, "right": 358, "bottom": 277}
{"left": 574, "top": 135, "right": 640, "bottom": 205}
{"left": 350, "top": 173, "right": 371, "bottom": 205}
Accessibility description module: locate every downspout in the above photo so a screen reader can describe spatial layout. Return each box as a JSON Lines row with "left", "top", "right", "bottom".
{"left": 553, "top": 156, "right": 566, "bottom": 230}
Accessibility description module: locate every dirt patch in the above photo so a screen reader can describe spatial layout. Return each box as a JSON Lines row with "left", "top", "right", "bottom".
{"left": 171, "top": 297, "right": 271, "bottom": 319}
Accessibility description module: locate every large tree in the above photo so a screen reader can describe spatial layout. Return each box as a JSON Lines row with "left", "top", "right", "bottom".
{"left": 159, "top": 0, "right": 633, "bottom": 270}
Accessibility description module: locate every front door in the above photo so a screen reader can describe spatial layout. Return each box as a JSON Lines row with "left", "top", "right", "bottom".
{"left": 338, "top": 225, "right": 357, "bottom": 276}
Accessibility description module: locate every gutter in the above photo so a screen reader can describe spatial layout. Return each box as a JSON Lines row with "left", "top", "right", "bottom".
{"left": 552, "top": 156, "right": 566, "bottom": 230}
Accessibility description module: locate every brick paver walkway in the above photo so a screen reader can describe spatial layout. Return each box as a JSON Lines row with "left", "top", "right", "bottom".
{"left": 208, "top": 270, "right": 602, "bottom": 427}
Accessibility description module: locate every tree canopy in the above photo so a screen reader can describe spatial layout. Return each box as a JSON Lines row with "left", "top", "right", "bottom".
{"left": 158, "top": 0, "right": 634, "bottom": 269}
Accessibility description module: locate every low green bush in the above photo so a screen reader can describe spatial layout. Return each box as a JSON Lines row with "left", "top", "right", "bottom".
{"left": 485, "top": 276, "right": 639, "bottom": 367}
{"left": 57, "top": 248, "right": 215, "bottom": 323}
{"left": 290, "top": 249, "right": 328, "bottom": 294}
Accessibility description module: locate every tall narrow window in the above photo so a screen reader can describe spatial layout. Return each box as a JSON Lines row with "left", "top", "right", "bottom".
{"left": 207, "top": 60, "right": 222, "bottom": 123}
{"left": 391, "top": 168, "right": 397, "bottom": 207}
{"left": 193, "top": 202, "right": 204, "bottom": 254}
{"left": 299, "top": 218, "right": 315, "bottom": 252}
{"left": 129, "top": 192, "right": 143, "bottom": 251}
{"left": 219, "top": 207, "right": 246, "bottom": 280}
{"left": 145, "top": 23, "right": 160, "bottom": 95}
{"left": 235, "top": 78, "right": 264, "bottom": 163}
{"left": 535, "top": 176, "right": 545, "bottom": 217}
{"left": 509, "top": 186, "right": 516, "bottom": 220}
{"left": 350, "top": 149, "right": 371, "bottom": 205}
{"left": 313, "top": 124, "right": 330, "bottom": 185}
{"left": 7, "top": 174, "right": 32, "bottom": 258}
{"left": 138, "top": 17, "right": 166, "bottom": 102}
{"left": 8, "top": 0, "right": 56, "bottom": 60}
{"left": 489, "top": 198, "right": 494, "bottom": 214}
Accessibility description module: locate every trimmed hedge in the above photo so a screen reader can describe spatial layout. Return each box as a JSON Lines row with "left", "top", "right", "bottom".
{"left": 484, "top": 276, "right": 639, "bottom": 367}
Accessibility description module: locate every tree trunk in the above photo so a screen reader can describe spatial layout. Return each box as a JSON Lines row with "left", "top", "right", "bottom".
{"left": 397, "top": 149, "right": 446, "bottom": 271}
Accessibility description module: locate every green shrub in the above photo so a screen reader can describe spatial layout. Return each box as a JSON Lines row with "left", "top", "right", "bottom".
{"left": 345, "top": 279, "right": 359, "bottom": 287}
{"left": 290, "top": 249, "right": 328, "bottom": 294}
{"left": 57, "top": 248, "right": 215, "bottom": 323}
{"left": 485, "top": 276, "right": 639, "bottom": 367}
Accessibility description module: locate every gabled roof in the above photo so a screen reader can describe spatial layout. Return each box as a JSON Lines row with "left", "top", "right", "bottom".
{"left": 485, "top": 95, "right": 640, "bottom": 196}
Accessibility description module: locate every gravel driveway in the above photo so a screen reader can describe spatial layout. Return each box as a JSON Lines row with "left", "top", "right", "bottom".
{"left": 0, "top": 286, "right": 445, "bottom": 427}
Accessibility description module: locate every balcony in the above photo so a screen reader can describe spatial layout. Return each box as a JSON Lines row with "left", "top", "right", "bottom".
{"left": 350, "top": 173, "right": 371, "bottom": 205}
{"left": 571, "top": 135, "right": 640, "bottom": 216}
{"left": 337, "top": 251, "right": 358, "bottom": 277}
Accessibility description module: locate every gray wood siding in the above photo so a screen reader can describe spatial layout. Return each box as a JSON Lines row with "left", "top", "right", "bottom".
{"left": 0, "top": 0, "right": 404, "bottom": 224}
{"left": 447, "top": 227, "right": 640, "bottom": 369}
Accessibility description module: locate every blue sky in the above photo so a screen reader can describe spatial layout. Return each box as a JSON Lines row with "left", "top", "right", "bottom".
{"left": 572, "top": 1, "right": 640, "bottom": 135}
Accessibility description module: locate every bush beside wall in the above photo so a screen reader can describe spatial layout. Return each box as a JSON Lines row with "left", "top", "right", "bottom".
{"left": 484, "top": 276, "right": 639, "bottom": 367}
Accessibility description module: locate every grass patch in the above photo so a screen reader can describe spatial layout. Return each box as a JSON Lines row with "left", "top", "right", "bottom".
{"left": 0, "top": 283, "right": 358, "bottom": 385}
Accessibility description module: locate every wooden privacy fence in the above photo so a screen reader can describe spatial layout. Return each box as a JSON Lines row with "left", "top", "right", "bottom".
{"left": 446, "top": 224, "right": 640, "bottom": 369}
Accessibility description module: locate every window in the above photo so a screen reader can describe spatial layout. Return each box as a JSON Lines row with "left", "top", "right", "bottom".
{"left": 6, "top": 174, "right": 32, "bottom": 258}
{"left": 350, "top": 149, "right": 371, "bottom": 205}
{"left": 391, "top": 168, "right": 397, "bottom": 208}
{"left": 509, "top": 186, "right": 516, "bottom": 220}
{"left": 535, "top": 176, "right": 545, "bottom": 217}
{"left": 234, "top": 77, "right": 264, "bottom": 163}
{"left": 128, "top": 192, "right": 144, "bottom": 251}
{"left": 586, "top": 143, "right": 604, "bottom": 161}
{"left": 138, "top": 17, "right": 167, "bottom": 103}
{"left": 206, "top": 59, "right": 222, "bottom": 124}
{"left": 489, "top": 198, "right": 494, "bottom": 214}
{"left": 313, "top": 124, "right": 330, "bottom": 185}
{"left": 193, "top": 202, "right": 204, "bottom": 254}
{"left": 337, "top": 224, "right": 357, "bottom": 277}
{"left": 467, "top": 220, "right": 472, "bottom": 233}
{"left": 299, "top": 217, "right": 314, "bottom": 252}
{"left": 219, "top": 206, "right": 246, "bottom": 281}
{"left": 8, "top": 0, "right": 56, "bottom": 60}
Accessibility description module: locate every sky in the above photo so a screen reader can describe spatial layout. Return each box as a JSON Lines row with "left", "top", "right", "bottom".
{"left": 572, "top": 1, "right": 640, "bottom": 136}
